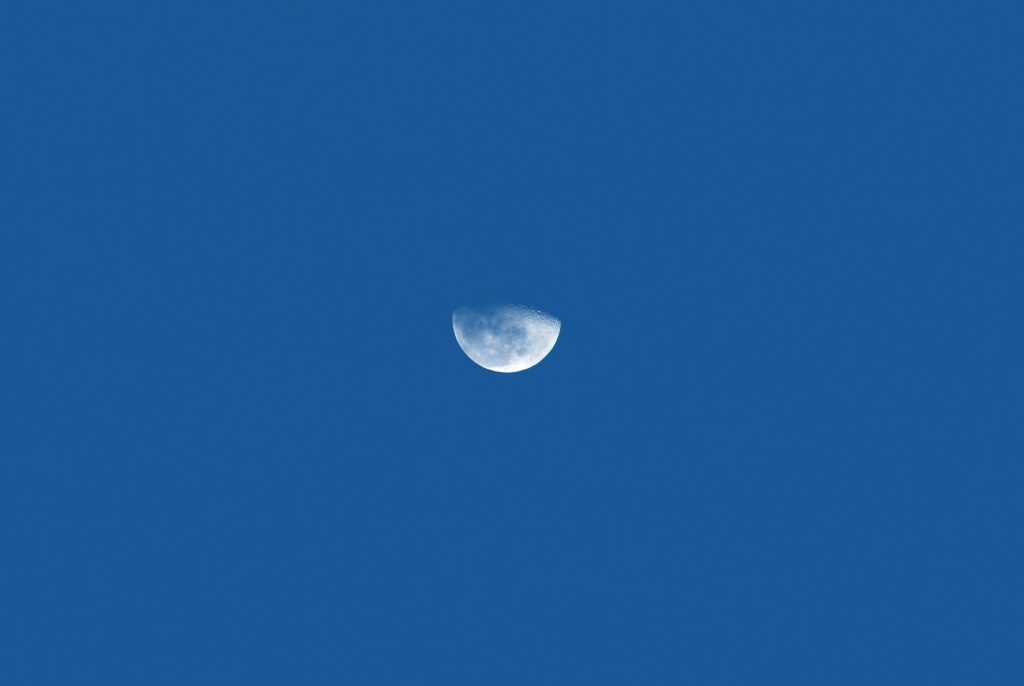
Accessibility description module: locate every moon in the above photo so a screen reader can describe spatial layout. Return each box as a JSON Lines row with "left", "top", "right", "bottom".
{"left": 452, "top": 305, "right": 561, "bottom": 373}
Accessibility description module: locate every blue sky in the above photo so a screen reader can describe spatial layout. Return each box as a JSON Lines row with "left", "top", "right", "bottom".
{"left": 2, "top": 2, "right": 1022, "bottom": 684}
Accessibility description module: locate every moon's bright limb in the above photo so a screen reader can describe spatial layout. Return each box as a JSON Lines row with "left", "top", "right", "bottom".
{"left": 452, "top": 305, "right": 561, "bottom": 373}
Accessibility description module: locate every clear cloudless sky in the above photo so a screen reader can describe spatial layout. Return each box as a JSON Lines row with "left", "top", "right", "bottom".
{"left": 2, "top": 2, "right": 1022, "bottom": 684}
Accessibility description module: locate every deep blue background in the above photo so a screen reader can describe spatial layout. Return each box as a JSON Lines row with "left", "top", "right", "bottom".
{"left": 2, "top": 2, "right": 1022, "bottom": 683}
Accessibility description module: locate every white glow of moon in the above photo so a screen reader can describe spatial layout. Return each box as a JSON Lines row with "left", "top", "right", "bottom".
{"left": 452, "top": 305, "right": 561, "bottom": 373}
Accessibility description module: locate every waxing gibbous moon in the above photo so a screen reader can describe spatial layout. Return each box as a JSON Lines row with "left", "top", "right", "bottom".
{"left": 452, "top": 305, "right": 561, "bottom": 373}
